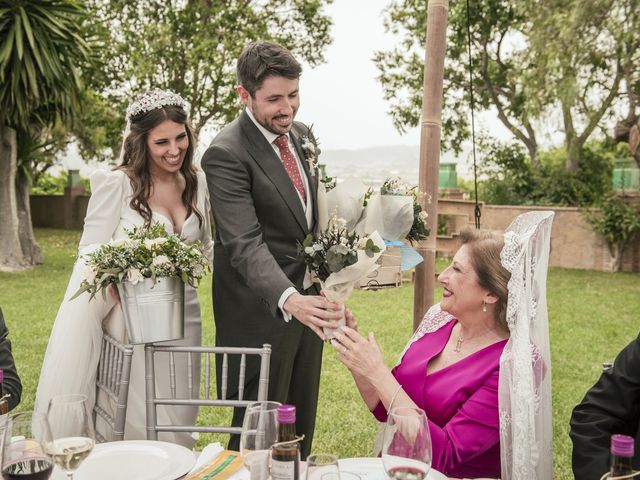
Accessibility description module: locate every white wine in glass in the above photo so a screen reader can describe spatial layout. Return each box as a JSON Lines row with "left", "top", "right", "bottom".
{"left": 46, "top": 394, "right": 95, "bottom": 480}
{"left": 382, "top": 407, "right": 432, "bottom": 480}
{"left": 240, "top": 401, "right": 281, "bottom": 480}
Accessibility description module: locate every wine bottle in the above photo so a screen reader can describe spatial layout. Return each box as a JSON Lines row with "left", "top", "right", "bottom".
{"left": 610, "top": 434, "right": 634, "bottom": 477}
{"left": 0, "top": 369, "right": 9, "bottom": 415}
{"left": 271, "top": 405, "right": 299, "bottom": 480}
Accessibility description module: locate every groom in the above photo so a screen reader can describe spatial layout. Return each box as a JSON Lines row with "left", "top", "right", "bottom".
{"left": 201, "top": 40, "right": 341, "bottom": 458}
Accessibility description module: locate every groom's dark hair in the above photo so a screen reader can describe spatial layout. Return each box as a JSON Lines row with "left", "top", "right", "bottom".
{"left": 237, "top": 41, "right": 302, "bottom": 96}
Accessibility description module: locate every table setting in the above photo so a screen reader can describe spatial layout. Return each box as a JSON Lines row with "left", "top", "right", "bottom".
{"left": 3, "top": 397, "right": 492, "bottom": 480}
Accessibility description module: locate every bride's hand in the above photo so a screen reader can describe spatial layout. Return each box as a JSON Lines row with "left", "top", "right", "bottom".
{"left": 108, "top": 284, "right": 121, "bottom": 306}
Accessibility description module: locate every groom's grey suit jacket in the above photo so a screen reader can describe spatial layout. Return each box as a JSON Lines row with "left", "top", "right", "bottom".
{"left": 201, "top": 111, "right": 322, "bottom": 431}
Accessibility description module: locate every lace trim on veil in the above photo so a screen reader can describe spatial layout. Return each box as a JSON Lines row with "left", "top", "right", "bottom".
{"left": 499, "top": 211, "right": 554, "bottom": 480}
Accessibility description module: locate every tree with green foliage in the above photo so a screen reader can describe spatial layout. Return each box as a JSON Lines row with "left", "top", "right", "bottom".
{"left": 478, "top": 138, "right": 617, "bottom": 206}
{"left": 0, "top": 0, "right": 91, "bottom": 271}
{"left": 374, "top": 0, "right": 638, "bottom": 172}
{"left": 585, "top": 194, "right": 640, "bottom": 272}
{"left": 87, "top": 0, "right": 333, "bottom": 141}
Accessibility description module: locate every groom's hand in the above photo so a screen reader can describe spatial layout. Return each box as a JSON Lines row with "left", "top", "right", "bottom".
{"left": 283, "top": 293, "right": 343, "bottom": 340}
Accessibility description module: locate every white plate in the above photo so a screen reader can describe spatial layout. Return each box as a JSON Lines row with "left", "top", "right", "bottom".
{"left": 338, "top": 457, "right": 448, "bottom": 480}
{"left": 51, "top": 440, "right": 196, "bottom": 480}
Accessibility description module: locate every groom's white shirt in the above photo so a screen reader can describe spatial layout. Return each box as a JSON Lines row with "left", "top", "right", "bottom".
{"left": 245, "top": 108, "right": 313, "bottom": 321}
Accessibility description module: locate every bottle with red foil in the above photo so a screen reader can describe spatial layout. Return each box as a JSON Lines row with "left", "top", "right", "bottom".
{"left": 271, "top": 405, "right": 299, "bottom": 480}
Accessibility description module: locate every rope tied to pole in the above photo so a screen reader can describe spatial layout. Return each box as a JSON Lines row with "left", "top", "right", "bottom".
{"left": 465, "top": 0, "right": 481, "bottom": 230}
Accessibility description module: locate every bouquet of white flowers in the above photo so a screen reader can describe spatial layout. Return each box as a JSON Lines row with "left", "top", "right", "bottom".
{"left": 72, "top": 222, "right": 209, "bottom": 301}
{"left": 298, "top": 215, "right": 385, "bottom": 339}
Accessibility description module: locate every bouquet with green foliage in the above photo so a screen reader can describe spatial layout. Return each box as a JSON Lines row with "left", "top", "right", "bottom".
{"left": 298, "top": 215, "right": 385, "bottom": 338}
{"left": 72, "top": 222, "right": 209, "bottom": 301}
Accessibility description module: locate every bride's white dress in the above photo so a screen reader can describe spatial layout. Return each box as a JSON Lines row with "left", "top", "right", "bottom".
{"left": 34, "top": 168, "right": 213, "bottom": 447}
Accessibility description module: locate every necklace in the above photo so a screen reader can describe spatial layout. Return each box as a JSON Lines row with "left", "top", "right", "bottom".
{"left": 454, "top": 335, "right": 464, "bottom": 353}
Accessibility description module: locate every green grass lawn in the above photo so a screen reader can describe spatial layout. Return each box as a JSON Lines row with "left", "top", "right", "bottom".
{"left": 1, "top": 228, "right": 639, "bottom": 479}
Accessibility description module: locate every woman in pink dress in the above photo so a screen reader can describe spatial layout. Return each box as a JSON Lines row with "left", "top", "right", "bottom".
{"left": 333, "top": 229, "right": 510, "bottom": 479}
{"left": 334, "top": 211, "right": 556, "bottom": 480}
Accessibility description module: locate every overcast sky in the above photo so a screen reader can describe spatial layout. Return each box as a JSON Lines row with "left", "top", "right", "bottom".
{"left": 296, "top": 0, "right": 420, "bottom": 150}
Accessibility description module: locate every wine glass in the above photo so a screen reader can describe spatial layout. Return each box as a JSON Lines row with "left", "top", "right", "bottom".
{"left": 46, "top": 394, "right": 95, "bottom": 480}
{"left": 306, "top": 453, "right": 340, "bottom": 480}
{"left": 2, "top": 411, "right": 55, "bottom": 480}
{"left": 240, "top": 401, "right": 281, "bottom": 480}
{"left": 381, "top": 407, "right": 432, "bottom": 480}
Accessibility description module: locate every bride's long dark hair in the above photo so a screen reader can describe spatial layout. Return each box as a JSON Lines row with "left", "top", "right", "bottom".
{"left": 117, "top": 104, "right": 203, "bottom": 228}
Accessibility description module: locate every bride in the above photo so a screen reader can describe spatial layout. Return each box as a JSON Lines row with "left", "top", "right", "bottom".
{"left": 35, "top": 89, "right": 213, "bottom": 447}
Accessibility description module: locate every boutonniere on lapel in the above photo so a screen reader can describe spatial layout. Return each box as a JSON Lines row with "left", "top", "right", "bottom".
{"left": 301, "top": 125, "right": 321, "bottom": 176}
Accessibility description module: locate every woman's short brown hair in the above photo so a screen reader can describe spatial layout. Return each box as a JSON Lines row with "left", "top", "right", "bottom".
{"left": 460, "top": 229, "right": 511, "bottom": 330}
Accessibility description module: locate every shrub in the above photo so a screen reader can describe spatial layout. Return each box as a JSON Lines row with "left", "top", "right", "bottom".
{"left": 585, "top": 195, "right": 640, "bottom": 271}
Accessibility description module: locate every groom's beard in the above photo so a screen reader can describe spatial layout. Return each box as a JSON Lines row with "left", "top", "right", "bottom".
{"left": 250, "top": 107, "right": 297, "bottom": 135}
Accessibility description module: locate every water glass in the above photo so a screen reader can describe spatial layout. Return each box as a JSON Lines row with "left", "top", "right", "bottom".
{"left": 240, "top": 401, "right": 281, "bottom": 480}
{"left": 306, "top": 453, "right": 340, "bottom": 480}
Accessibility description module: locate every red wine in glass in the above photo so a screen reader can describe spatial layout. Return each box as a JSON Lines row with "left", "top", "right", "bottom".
{"left": 2, "top": 456, "right": 54, "bottom": 480}
{"left": 387, "top": 466, "right": 427, "bottom": 480}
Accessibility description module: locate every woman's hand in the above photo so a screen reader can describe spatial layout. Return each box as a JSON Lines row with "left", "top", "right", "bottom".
{"left": 107, "top": 284, "right": 121, "bottom": 306}
{"left": 331, "top": 326, "right": 386, "bottom": 381}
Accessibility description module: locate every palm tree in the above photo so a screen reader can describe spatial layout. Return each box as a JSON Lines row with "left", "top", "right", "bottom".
{"left": 0, "top": 0, "right": 90, "bottom": 271}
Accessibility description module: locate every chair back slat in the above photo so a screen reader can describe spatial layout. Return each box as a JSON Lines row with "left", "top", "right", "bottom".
{"left": 169, "top": 352, "right": 177, "bottom": 399}
{"left": 204, "top": 353, "right": 211, "bottom": 400}
{"left": 94, "top": 333, "right": 134, "bottom": 443}
{"left": 238, "top": 353, "right": 246, "bottom": 401}
{"left": 221, "top": 353, "right": 228, "bottom": 400}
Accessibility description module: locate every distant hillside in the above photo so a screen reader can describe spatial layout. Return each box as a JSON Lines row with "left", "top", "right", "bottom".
{"left": 320, "top": 145, "right": 469, "bottom": 187}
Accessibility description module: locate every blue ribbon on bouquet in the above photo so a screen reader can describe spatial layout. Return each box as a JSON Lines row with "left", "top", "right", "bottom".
{"left": 383, "top": 240, "right": 424, "bottom": 271}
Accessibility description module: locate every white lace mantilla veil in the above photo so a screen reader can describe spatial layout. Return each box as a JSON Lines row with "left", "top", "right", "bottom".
{"left": 498, "top": 210, "right": 554, "bottom": 479}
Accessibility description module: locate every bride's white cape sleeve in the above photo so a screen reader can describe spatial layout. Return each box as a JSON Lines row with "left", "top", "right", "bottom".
{"left": 34, "top": 170, "right": 125, "bottom": 415}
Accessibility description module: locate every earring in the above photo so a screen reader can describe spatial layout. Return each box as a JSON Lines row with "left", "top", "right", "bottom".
{"left": 482, "top": 302, "right": 487, "bottom": 313}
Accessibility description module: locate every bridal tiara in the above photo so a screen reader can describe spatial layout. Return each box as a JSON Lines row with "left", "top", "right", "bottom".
{"left": 125, "top": 89, "right": 189, "bottom": 121}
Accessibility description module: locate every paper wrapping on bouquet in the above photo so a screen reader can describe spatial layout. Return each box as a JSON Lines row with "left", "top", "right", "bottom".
{"left": 117, "top": 276, "right": 185, "bottom": 344}
{"left": 320, "top": 231, "right": 386, "bottom": 340}
{"left": 357, "top": 194, "right": 414, "bottom": 241}
{"left": 324, "top": 178, "right": 369, "bottom": 231}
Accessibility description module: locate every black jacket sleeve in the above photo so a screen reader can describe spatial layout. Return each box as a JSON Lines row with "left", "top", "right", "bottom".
{"left": 570, "top": 334, "right": 640, "bottom": 480}
{"left": 0, "top": 308, "right": 22, "bottom": 411}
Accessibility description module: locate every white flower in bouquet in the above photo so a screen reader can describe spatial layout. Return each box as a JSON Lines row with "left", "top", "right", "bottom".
{"left": 71, "top": 222, "right": 210, "bottom": 301}
{"left": 152, "top": 255, "right": 170, "bottom": 266}
{"left": 127, "top": 268, "right": 144, "bottom": 285}
{"left": 297, "top": 215, "right": 386, "bottom": 339}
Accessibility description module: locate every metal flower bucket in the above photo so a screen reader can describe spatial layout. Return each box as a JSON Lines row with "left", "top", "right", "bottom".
{"left": 117, "top": 276, "right": 185, "bottom": 344}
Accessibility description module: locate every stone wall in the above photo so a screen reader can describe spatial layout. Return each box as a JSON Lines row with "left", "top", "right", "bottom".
{"left": 481, "top": 205, "right": 640, "bottom": 273}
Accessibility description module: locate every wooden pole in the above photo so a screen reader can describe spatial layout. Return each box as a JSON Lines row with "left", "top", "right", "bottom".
{"left": 413, "top": 0, "right": 449, "bottom": 330}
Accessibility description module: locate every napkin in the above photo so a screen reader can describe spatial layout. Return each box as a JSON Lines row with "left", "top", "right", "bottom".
{"left": 183, "top": 443, "right": 247, "bottom": 480}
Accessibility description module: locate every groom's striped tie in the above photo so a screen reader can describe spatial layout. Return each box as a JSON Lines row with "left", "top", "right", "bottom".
{"left": 274, "top": 135, "right": 306, "bottom": 203}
